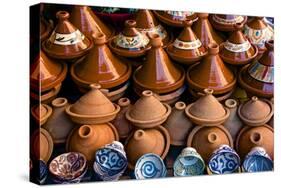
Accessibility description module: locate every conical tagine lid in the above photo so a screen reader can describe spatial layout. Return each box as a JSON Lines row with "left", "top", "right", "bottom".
{"left": 31, "top": 104, "right": 53, "bottom": 126}
{"left": 42, "top": 11, "right": 93, "bottom": 60}
{"left": 210, "top": 14, "right": 247, "bottom": 31}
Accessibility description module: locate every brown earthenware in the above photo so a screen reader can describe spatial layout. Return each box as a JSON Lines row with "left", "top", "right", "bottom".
{"left": 187, "top": 125, "right": 233, "bottom": 162}
{"left": 268, "top": 97, "right": 274, "bottom": 128}
{"left": 125, "top": 126, "right": 170, "bottom": 169}
{"left": 210, "top": 14, "right": 247, "bottom": 32}
{"left": 31, "top": 84, "right": 62, "bottom": 104}
{"left": 66, "top": 123, "right": 119, "bottom": 162}
{"left": 31, "top": 104, "right": 52, "bottom": 126}
{"left": 40, "top": 16, "right": 53, "bottom": 42}
{"left": 42, "top": 11, "right": 93, "bottom": 60}
{"left": 164, "top": 101, "right": 193, "bottom": 146}
{"left": 65, "top": 83, "right": 120, "bottom": 124}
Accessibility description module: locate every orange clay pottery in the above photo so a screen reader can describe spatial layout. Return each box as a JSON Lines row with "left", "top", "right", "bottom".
{"left": 42, "top": 11, "right": 93, "bottom": 60}
{"left": 108, "top": 20, "right": 151, "bottom": 58}
{"left": 268, "top": 97, "right": 274, "bottom": 128}
{"left": 125, "top": 126, "right": 170, "bottom": 169}
{"left": 126, "top": 90, "right": 171, "bottom": 128}
{"left": 66, "top": 123, "right": 119, "bottom": 162}
{"left": 219, "top": 23, "right": 258, "bottom": 65}
{"left": 187, "top": 125, "right": 233, "bottom": 162}
{"left": 238, "top": 40, "right": 274, "bottom": 98}
{"left": 185, "top": 89, "right": 230, "bottom": 126}
{"left": 164, "top": 101, "right": 193, "bottom": 146}
{"left": 40, "top": 16, "right": 53, "bottom": 42}
{"left": 65, "top": 83, "right": 120, "bottom": 124}
{"left": 238, "top": 96, "right": 273, "bottom": 126}
{"left": 236, "top": 124, "right": 273, "bottom": 160}
{"left": 166, "top": 20, "right": 207, "bottom": 64}
{"left": 210, "top": 14, "right": 247, "bottom": 32}
{"left": 31, "top": 104, "right": 52, "bottom": 126}
{"left": 43, "top": 98, "right": 75, "bottom": 144}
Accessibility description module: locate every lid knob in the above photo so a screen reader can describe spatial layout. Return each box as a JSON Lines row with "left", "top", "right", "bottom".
{"left": 56, "top": 11, "right": 70, "bottom": 20}
{"left": 92, "top": 33, "right": 106, "bottom": 45}
{"left": 207, "top": 43, "right": 219, "bottom": 55}
{"left": 148, "top": 33, "right": 163, "bottom": 47}
{"left": 125, "top": 20, "right": 137, "bottom": 28}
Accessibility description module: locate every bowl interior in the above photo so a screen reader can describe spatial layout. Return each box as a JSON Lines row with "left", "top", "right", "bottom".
{"left": 209, "top": 152, "right": 240, "bottom": 174}
{"left": 174, "top": 155, "right": 205, "bottom": 176}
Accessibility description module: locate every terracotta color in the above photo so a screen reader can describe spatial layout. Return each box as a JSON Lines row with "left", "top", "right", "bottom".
{"left": 187, "top": 125, "right": 233, "bottom": 162}
{"left": 43, "top": 98, "right": 75, "bottom": 144}
{"left": 31, "top": 84, "right": 62, "bottom": 104}
{"left": 126, "top": 90, "right": 171, "bottom": 128}
{"left": 238, "top": 40, "right": 274, "bottom": 98}
{"left": 153, "top": 11, "right": 198, "bottom": 27}
{"left": 40, "top": 16, "right": 53, "bottom": 42}
{"left": 210, "top": 14, "right": 247, "bottom": 32}
{"left": 66, "top": 123, "right": 119, "bottom": 162}
{"left": 42, "top": 11, "right": 93, "bottom": 60}
{"left": 185, "top": 89, "right": 230, "bottom": 125}
{"left": 164, "top": 101, "right": 193, "bottom": 146}
{"left": 236, "top": 124, "right": 273, "bottom": 160}
{"left": 125, "top": 126, "right": 170, "bottom": 169}
{"left": 31, "top": 104, "right": 52, "bottom": 126}
{"left": 268, "top": 97, "right": 274, "bottom": 128}
{"left": 65, "top": 83, "right": 120, "bottom": 124}
{"left": 238, "top": 96, "right": 273, "bottom": 126}
{"left": 166, "top": 20, "right": 207, "bottom": 64}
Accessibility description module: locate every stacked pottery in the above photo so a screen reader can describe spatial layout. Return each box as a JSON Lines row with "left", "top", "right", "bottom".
{"left": 210, "top": 14, "right": 247, "bottom": 32}
{"left": 153, "top": 11, "right": 198, "bottom": 27}
{"left": 31, "top": 103, "right": 52, "bottom": 126}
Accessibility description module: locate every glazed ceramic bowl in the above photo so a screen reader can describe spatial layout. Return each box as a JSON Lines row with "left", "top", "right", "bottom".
{"left": 30, "top": 160, "right": 48, "bottom": 184}
{"left": 135, "top": 153, "right": 167, "bottom": 179}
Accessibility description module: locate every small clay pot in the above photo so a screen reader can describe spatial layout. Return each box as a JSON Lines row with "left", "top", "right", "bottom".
{"left": 210, "top": 14, "right": 247, "bottom": 32}
{"left": 153, "top": 11, "right": 198, "bottom": 27}
{"left": 31, "top": 104, "right": 52, "bottom": 126}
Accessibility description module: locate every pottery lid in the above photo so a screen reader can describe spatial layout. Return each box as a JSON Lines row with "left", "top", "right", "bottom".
{"left": 247, "top": 17, "right": 268, "bottom": 30}
{"left": 135, "top": 9, "right": 159, "bottom": 29}
{"left": 227, "top": 23, "right": 248, "bottom": 44}
{"left": 213, "top": 14, "right": 245, "bottom": 24}
{"left": 177, "top": 20, "right": 198, "bottom": 42}
{"left": 31, "top": 104, "right": 53, "bottom": 125}
{"left": 258, "top": 40, "right": 274, "bottom": 66}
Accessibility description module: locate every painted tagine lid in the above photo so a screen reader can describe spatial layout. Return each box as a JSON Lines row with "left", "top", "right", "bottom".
{"left": 185, "top": 89, "right": 230, "bottom": 125}
{"left": 238, "top": 96, "right": 273, "bottom": 126}
{"left": 186, "top": 43, "right": 236, "bottom": 95}
{"left": 167, "top": 20, "right": 207, "bottom": 64}
{"left": 42, "top": 11, "right": 93, "bottom": 60}
{"left": 219, "top": 23, "right": 258, "bottom": 65}
{"left": 210, "top": 14, "right": 247, "bottom": 32}
{"left": 125, "top": 126, "right": 170, "bottom": 169}
{"left": 71, "top": 33, "right": 132, "bottom": 91}
{"left": 31, "top": 104, "right": 52, "bottom": 126}
{"left": 109, "top": 20, "right": 150, "bottom": 57}
{"left": 187, "top": 125, "right": 233, "bottom": 162}
{"left": 65, "top": 83, "right": 120, "bottom": 124}
{"left": 238, "top": 40, "right": 274, "bottom": 98}
{"left": 126, "top": 90, "right": 171, "bottom": 128}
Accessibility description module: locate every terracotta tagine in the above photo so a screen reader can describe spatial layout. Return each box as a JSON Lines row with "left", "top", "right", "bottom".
{"left": 108, "top": 20, "right": 151, "bottom": 57}
{"left": 43, "top": 98, "right": 75, "bottom": 144}
{"left": 70, "top": 33, "right": 132, "bottom": 100}
{"left": 238, "top": 40, "right": 274, "bottom": 98}
{"left": 187, "top": 125, "right": 233, "bottom": 162}
{"left": 166, "top": 20, "right": 207, "bottom": 64}
{"left": 126, "top": 90, "right": 171, "bottom": 128}
{"left": 219, "top": 23, "right": 258, "bottom": 65}
{"left": 125, "top": 126, "right": 170, "bottom": 169}
{"left": 236, "top": 124, "right": 273, "bottom": 160}
{"left": 164, "top": 101, "right": 193, "bottom": 146}
{"left": 66, "top": 123, "right": 119, "bottom": 162}
{"left": 192, "top": 13, "right": 224, "bottom": 48}
{"left": 42, "top": 11, "right": 93, "bottom": 60}
{"left": 31, "top": 104, "right": 52, "bottom": 126}
{"left": 185, "top": 89, "right": 230, "bottom": 125}
{"left": 133, "top": 34, "right": 185, "bottom": 103}
{"left": 65, "top": 83, "right": 120, "bottom": 124}
{"left": 238, "top": 96, "right": 273, "bottom": 126}
{"left": 210, "top": 14, "right": 247, "bottom": 32}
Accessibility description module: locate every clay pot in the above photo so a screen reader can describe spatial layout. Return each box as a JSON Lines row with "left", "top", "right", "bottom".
{"left": 236, "top": 124, "right": 273, "bottom": 160}
{"left": 31, "top": 104, "right": 52, "bottom": 126}
{"left": 238, "top": 96, "right": 273, "bottom": 126}
{"left": 112, "top": 98, "right": 133, "bottom": 139}
{"left": 153, "top": 11, "right": 198, "bottom": 27}
{"left": 187, "top": 125, "right": 233, "bottom": 162}
{"left": 192, "top": 13, "right": 224, "bottom": 48}
{"left": 65, "top": 83, "right": 120, "bottom": 124}
{"left": 166, "top": 20, "right": 207, "bottom": 64}
{"left": 210, "top": 14, "right": 247, "bottom": 32}
{"left": 66, "top": 123, "right": 119, "bottom": 162}
{"left": 185, "top": 89, "right": 230, "bottom": 125}
{"left": 125, "top": 126, "right": 170, "bottom": 169}
{"left": 43, "top": 98, "right": 75, "bottom": 144}
{"left": 42, "top": 11, "right": 93, "bottom": 60}
{"left": 164, "top": 101, "right": 193, "bottom": 146}
{"left": 108, "top": 20, "right": 151, "bottom": 57}
{"left": 238, "top": 40, "right": 274, "bottom": 98}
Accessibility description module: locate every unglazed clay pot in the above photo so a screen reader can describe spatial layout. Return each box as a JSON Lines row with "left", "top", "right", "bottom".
{"left": 43, "top": 98, "right": 75, "bottom": 144}
{"left": 210, "top": 14, "right": 247, "bottom": 32}
{"left": 238, "top": 96, "right": 273, "bottom": 126}
{"left": 108, "top": 20, "right": 151, "bottom": 57}
{"left": 219, "top": 23, "right": 258, "bottom": 65}
{"left": 236, "top": 124, "right": 273, "bottom": 160}
{"left": 187, "top": 125, "right": 233, "bottom": 162}
{"left": 65, "top": 84, "right": 120, "bottom": 124}
{"left": 153, "top": 11, "right": 198, "bottom": 27}
{"left": 125, "top": 126, "right": 170, "bottom": 169}
{"left": 66, "top": 123, "right": 119, "bottom": 162}
{"left": 185, "top": 89, "right": 230, "bottom": 126}
{"left": 164, "top": 101, "right": 193, "bottom": 146}
{"left": 166, "top": 20, "right": 207, "bottom": 64}
{"left": 238, "top": 40, "right": 274, "bottom": 98}
{"left": 31, "top": 104, "right": 52, "bottom": 126}
{"left": 42, "top": 11, "right": 93, "bottom": 60}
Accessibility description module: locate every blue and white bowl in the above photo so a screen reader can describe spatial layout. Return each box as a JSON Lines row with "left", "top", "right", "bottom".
{"left": 242, "top": 147, "right": 273, "bottom": 172}
{"left": 134, "top": 153, "right": 167, "bottom": 179}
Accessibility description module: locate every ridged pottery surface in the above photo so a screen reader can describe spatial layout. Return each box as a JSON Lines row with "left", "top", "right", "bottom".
{"left": 210, "top": 14, "right": 247, "bottom": 31}
{"left": 153, "top": 11, "right": 198, "bottom": 27}
{"left": 31, "top": 104, "right": 52, "bottom": 126}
